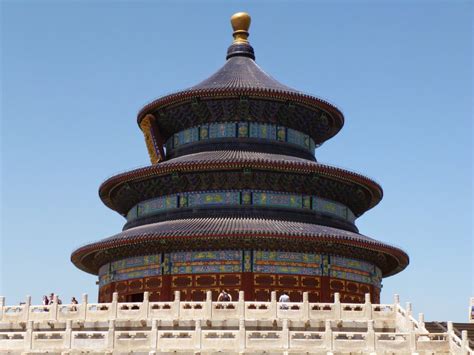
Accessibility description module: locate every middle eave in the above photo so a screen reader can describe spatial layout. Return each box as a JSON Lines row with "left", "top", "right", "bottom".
{"left": 99, "top": 150, "right": 383, "bottom": 216}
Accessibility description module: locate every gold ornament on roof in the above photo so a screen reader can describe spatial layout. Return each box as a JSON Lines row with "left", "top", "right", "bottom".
{"left": 231, "top": 12, "right": 251, "bottom": 44}
{"left": 140, "top": 114, "right": 163, "bottom": 164}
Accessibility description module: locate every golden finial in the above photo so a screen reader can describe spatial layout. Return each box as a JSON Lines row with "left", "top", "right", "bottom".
{"left": 231, "top": 12, "right": 251, "bottom": 44}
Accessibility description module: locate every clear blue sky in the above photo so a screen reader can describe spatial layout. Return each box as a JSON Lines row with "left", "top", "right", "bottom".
{"left": 1, "top": 1, "right": 472, "bottom": 322}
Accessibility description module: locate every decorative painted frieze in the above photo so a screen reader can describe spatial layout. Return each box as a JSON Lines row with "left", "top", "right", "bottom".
{"left": 166, "top": 122, "right": 316, "bottom": 153}
{"left": 98, "top": 251, "right": 382, "bottom": 289}
{"left": 127, "top": 190, "right": 356, "bottom": 224}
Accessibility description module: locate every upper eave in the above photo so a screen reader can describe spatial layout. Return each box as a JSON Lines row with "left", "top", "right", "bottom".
{"left": 137, "top": 87, "right": 344, "bottom": 136}
{"left": 137, "top": 55, "right": 344, "bottom": 124}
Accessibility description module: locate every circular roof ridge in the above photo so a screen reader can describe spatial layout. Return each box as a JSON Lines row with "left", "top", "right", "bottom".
{"left": 71, "top": 217, "right": 409, "bottom": 276}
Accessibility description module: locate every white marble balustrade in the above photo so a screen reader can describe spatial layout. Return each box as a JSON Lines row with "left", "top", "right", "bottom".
{"left": 0, "top": 293, "right": 472, "bottom": 354}
{"left": 0, "top": 291, "right": 398, "bottom": 324}
{"left": 0, "top": 319, "right": 465, "bottom": 353}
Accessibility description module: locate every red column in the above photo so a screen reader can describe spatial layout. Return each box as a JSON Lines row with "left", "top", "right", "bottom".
{"left": 241, "top": 272, "right": 254, "bottom": 300}
{"left": 161, "top": 275, "right": 172, "bottom": 301}
{"left": 320, "top": 276, "right": 331, "bottom": 302}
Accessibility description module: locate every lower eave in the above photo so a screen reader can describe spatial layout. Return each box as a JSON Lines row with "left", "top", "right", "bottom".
{"left": 71, "top": 217, "right": 408, "bottom": 278}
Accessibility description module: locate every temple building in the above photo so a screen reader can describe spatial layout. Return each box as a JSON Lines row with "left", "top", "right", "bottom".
{"left": 71, "top": 12, "right": 409, "bottom": 304}
{"left": 2, "top": 12, "right": 473, "bottom": 355}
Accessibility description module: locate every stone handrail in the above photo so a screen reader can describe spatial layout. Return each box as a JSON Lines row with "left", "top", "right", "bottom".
{"left": 1, "top": 292, "right": 400, "bottom": 323}
{"left": 0, "top": 318, "right": 457, "bottom": 353}
{"left": 0, "top": 293, "right": 423, "bottom": 334}
{"left": 447, "top": 321, "right": 473, "bottom": 354}
{"left": 392, "top": 294, "right": 429, "bottom": 334}
{"left": 1, "top": 292, "right": 471, "bottom": 353}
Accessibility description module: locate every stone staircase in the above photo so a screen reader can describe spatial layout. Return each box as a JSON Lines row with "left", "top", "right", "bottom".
{"left": 425, "top": 321, "right": 447, "bottom": 334}
{"left": 426, "top": 321, "right": 474, "bottom": 352}
{"left": 453, "top": 323, "right": 474, "bottom": 348}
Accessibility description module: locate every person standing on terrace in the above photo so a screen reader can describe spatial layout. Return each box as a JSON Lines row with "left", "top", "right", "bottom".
{"left": 279, "top": 291, "right": 290, "bottom": 309}
{"left": 70, "top": 297, "right": 78, "bottom": 311}
{"left": 218, "top": 289, "right": 232, "bottom": 302}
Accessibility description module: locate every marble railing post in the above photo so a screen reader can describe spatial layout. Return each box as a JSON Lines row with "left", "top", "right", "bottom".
{"left": 205, "top": 291, "right": 212, "bottom": 319}
{"left": 24, "top": 295, "right": 31, "bottom": 322}
{"left": 405, "top": 302, "right": 413, "bottom": 330}
{"left": 334, "top": 293, "right": 341, "bottom": 319}
{"left": 282, "top": 318, "right": 289, "bottom": 349}
{"left": 238, "top": 318, "right": 245, "bottom": 352}
{"left": 0, "top": 296, "right": 4, "bottom": 321}
{"left": 142, "top": 292, "right": 149, "bottom": 319}
{"left": 25, "top": 320, "right": 34, "bottom": 351}
{"left": 366, "top": 319, "right": 375, "bottom": 352}
{"left": 447, "top": 320, "right": 454, "bottom": 352}
{"left": 393, "top": 295, "right": 406, "bottom": 331}
{"left": 417, "top": 313, "right": 425, "bottom": 331}
{"left": 323, "top": 319, "right": 333, "bottom": 351}
{"left": 271, "top": 291, "right": 277, "bottom": 316}
{"left": 408, "top": 319, "right": 417, "bottom": 353}
{"left": 447, "top": 321, "right": 453, "bottom": 333}
{"left": 446, "top": 321, "right": 459, "bottom": 353}
{"left": 394, "top": 294, "right": 400, "bottom": 307}
{"left": 194, "top": 319, "right": 202, "bottom": 350}
{"left": 64, "top": 320, "right": 72, "bottom": 349}
{"left": 51, "top": 295, "right": 59, "bottom": 321}
{"left": 107, "top": 320, "right": 115, "bottom": 350}
{"left": 80, "top": 294, "right": 88, "bottom": 320}
{"left": 150, "top": 319, "right": 158, "bottom": 351}
{"left": 110, "top": 293, "right": 118, "bottom": 319}
{"left": 364, "top": 293, "right": 372, "bottom": 319}
{"left": 302, "top": 292, "right": 309, "bottom": 321}
{"left": 238, "top": 291, "right": 245, "bottom": 319}
{"left": 173, "top": 291, "right": 180, "bottom": 319}
{"left": 461, "top": 330, "right": 469, "bottom": 352}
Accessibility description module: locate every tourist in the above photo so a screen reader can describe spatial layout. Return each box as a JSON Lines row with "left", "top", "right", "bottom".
{"left": 217, "top": 289, "right": 232, "bottom": 302}
{"left": 279, "top": 291, "right": 290, "bottom": 309}
{"left": 42, "top": 295, "right": 50, "bottom": 311}
{"left": 71, "top": 297, "right": 78, "bottom": 311}
{"left": 48, "top": 293, "right": 62, "bottom": 305}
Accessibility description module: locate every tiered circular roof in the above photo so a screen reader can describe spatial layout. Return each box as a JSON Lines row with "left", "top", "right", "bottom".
{"left": 71, "top": 12, "right": 409, "bottom": 282}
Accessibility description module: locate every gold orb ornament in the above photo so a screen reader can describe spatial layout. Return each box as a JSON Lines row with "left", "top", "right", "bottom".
{"left": 230, "top": 12, "right": 251, "bottom": 44}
